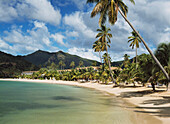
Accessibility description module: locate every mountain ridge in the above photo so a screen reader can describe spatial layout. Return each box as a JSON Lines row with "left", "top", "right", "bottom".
{"left": 0, "top": 51, "right": 39, "bottom": 77}
{"left": 0, "top": 50, "right": 124, "bottom": 77}
{"left": 22, "top": 50, "right": 101, "bottom": 68}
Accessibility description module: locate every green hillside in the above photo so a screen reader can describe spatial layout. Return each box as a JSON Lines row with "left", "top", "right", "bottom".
{"left": 23, "top": 50, "right": 101, "bottom": 68}
{"left": 0, "top": 51, "right": 39, "bottom": 78}
{"left": 0, "top": 50, "right": 124, "bottom": 78}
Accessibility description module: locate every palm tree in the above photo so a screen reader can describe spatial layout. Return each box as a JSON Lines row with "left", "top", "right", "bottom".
{"left": 128, "top": 31, "right": 141, "bottom": 69}
{"left": 92, "top": 61, "right": 97, "bottom": 66}
{"left": 96, "top": 25, "right": 115, "bottom": 84}
{"left": 93, "top": 40, "right": 102, "bottom": 63}
{"left": 70, "top": 61, "right": 75, "bottom": 69}
{"left": 102, "top": 53, "right": 111, "bottom": 65}
{"left": 62, "top": 63, "right": 66, "bottom": 69}
{"left": 87, "top": 0, "right": 170, "bottom": 89}
{"left": 59, "top": 60, "right": 64, "bottom": 70}
{"left": 79, "top": 60, "right": 84, "bottom": 67}
{"left": 123, "top": 54, "right": 130, "bottom": 68}
{"left": 155, "top": 42, "right": 170, "bottom": 67}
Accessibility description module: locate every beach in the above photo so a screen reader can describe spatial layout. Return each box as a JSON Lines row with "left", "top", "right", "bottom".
{"left": 0, "top": 79, "right": 170, "bottom": 124}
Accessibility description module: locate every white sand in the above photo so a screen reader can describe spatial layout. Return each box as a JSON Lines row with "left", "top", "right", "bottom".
{"left": 1, "top": 78, "right": 170, "bottom": 124}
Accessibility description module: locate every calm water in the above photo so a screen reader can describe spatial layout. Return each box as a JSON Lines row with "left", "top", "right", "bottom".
{"left": 0, "top": 80, "right": 158, "bottom": 124}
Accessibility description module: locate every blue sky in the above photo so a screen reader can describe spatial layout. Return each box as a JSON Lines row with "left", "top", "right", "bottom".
{"left": 0, "top": 0, "right": 170, "bottom": 61}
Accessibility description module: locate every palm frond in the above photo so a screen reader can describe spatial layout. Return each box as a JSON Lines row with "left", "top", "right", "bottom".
{"left": 101, "top": 25, "right": 106, "bottom": 31}
{"left": 107, "top": 33, "right": 112, "bottom": 38}
{"left": 128, "top": 36, "right": 134, "bottom": 39}
{"left": 91, "top": 2, "right": 104, "bottom": 17}
{"left": 96, "top": 33, "right": 103, "bottom": 38}
{"left": 119, "top": 1, "right": 128, "bottom": 17}
{"left": 97, "top": 28, "right": 103, "bottom": 32}
{"left": 128, "top": 38, "right": 134, "bottom": 43}
{"left": 108, "top": 5, "right": 117, "bottom": 25}
{"left": 107, "top": 36, "right": 111, "bottom": 43}
{"left": 99, "top": 6, "right": 107, "bottom": 27}
{"left": 129, "top": 0, "right": 135, "bottom": 5}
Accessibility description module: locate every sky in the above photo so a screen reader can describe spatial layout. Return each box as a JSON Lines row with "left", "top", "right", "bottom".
{"left": 0, "top": 0, "right": 170, "bottom": 62}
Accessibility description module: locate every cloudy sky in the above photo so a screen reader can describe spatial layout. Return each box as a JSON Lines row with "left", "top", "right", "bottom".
{"left": 0, "top": 0, "right": 169, "bottom": 61}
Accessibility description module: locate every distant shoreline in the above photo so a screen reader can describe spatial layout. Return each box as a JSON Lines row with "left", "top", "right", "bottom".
{"left": 1, "top": 78, "right": 170, "bottom": 124}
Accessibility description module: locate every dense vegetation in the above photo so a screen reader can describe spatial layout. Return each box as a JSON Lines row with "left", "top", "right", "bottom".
{"left": 0, "top": 51, "right": 39, "bottom": 78}
{"left": 20, "top": 42, "right": 170, "bottom": 91}
{"left": 0, "top": 50, "right": 123, "bottom": 78}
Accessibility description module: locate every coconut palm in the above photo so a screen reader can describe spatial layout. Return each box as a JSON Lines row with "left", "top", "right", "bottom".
{"left": 70, "top": 61, "right": 75, "bottom": 69}
{"left": 96, "top": 25, "right": 115, "bottom": 84}
{"left": 59, "top": 60, "right": 64, "bottom": 70}
{"left": 79, "top": 60, "right": 84, "bottom": 67}
{"left": 93, "top": 40, "right": 102, "bottom": 63}
{"left": 128, "top": 31, "right": 141, "bottom": 69}
{"left": 123, "top": 54, "right": 130, "bottom": 68}
{"left": 87, "top": 0, "right": 170, "bottom": 89}
{"left": 155, "top": 42, "right": 170, "bottom": 67}
{"left": 62, "top": 63, "right": 66, "bottom": 70}
{"left": 102, "top": 53, "right": 111, "bottom": 65}
{"left": 87, "top": 0, "right": 132, "bottom": 27}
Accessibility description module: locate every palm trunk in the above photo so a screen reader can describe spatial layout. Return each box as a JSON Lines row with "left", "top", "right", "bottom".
{"left": 136, "top": 47, "right": 137, "bottom": 69}
{"left": 99, "top": 50, "right": 102, "bottom": 64}
{"left": 105, "top": 44, "right": 116, "bottom": 85}
{"left": 118, "top": 8, "right": 170, "bottom": 90}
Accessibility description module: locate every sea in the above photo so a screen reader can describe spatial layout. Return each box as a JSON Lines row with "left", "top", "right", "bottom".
{"left": 0, "top": 80, "right": 159, "bottom": 124}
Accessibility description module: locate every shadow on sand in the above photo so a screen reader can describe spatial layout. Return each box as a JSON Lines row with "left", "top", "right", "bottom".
{"left": 118, "top": 90, "right": 165, "bottom": 98}
{"left": 134, "top": 96, "right": 170, "bottom": 117}
{"left": 119, "top": 88, "right": 170, "bottom": 118}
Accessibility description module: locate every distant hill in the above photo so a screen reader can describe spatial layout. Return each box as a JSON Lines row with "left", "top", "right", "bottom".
{"left": 23, "top": 50, "right": 101, "bottom": 68}
{"left": 0, "top": 50, "right": 125, "bottom": 77}
{"left": 0, "top": 51, "right": 39, "bottom": 78}
{"left": 111, "top": 61, "right": 123, "bottom": 67}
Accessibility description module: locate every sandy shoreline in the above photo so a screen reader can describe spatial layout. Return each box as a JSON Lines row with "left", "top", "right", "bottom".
{"left": 1, "top": 78, "right": 170, "bottom": 124}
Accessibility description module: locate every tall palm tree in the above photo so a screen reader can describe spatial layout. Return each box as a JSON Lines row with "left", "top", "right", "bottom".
{"left": 59, "top": 60, "right": 64, "bottom": 70}
{"left": 155, "top": 42, "right": 170, "bottom": 67}
{"left": 93, "top": 40, "right": 102, "bottom": 63}
{"left": 79, "top": 60, "right": 84, "bottom": 67}
{"left": 96, "top": 25, "right": 115, "bottom": 84}
{"left": 87, "top": 0, "right": 170, "bottom": 89}
{"left": 123, "top": 54, "right": 130, "bottom": 68}
{"left": 128, "top": 31, "right": 141, "bottom": 69}
{"left": 70, "top": 61, "right": 75, "bottom": 69}
{"left": 102, "top": 53, "right": 110, "bottom": 64}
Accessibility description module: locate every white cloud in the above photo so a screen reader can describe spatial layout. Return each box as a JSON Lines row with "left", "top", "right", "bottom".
{"left": 0, "top": 1, "right": 18, "bottom": 22}
{"left": 164, "top": 28, "right": 170, "bottom": 32}
{"left": 3, "top": 29, "right": 25, "bottom": 44}
{"left": 34, "top": 21, "right": 45, "bottom": 28}
{"left": 64, "top": 12, "right": 97, "bottom": 39}
{"left": 51, "top": 33, "right": 67, "bottom": 46}
{"left": 126, "top": 0, "right": 170, "bottom": 46}
{"left": 0, "top": 0, "right": 169, "bottom": 62}
{"left": 1, "top": 21, "right": 60, "bottom": 55}
{"left": 68, "top": 47, "right": 100, "bottom": 61}
{"left": 66, "top": 31, "right": 79, "bottom": 37}
{"left": 0, "top": 0, "right": 61, "bottom": 25}
{"left": 0, "top": 38, "right": 12, "bottom": 52}
{"left": 63, "top": 0, "right": 170, "bottom": 61}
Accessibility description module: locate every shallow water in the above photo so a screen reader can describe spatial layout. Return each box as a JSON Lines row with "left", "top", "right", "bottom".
{"left": 0, "top": 80, "right": 160, "bottom": 124}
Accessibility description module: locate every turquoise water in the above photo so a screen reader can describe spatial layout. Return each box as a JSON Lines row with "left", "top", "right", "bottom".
{"left": 0, "top": 80, "right": 156, "bottom": 124}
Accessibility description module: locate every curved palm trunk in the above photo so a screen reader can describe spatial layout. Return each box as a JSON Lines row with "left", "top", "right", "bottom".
{"left": 105, "top": 44, "right": 116, "bottom": 85}
{"left": 118, "top": 8, "right": 170, "bottom": 90}
{"left": 136, "top": 47, "right": 137, "bottom": 69}
{"left": 99, "top": 50, "right": 102, "bottom": 64}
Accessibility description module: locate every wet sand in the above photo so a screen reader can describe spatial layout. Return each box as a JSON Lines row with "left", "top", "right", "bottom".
{"left": 1, "top": 79, "right": 170, "bottom": 124}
